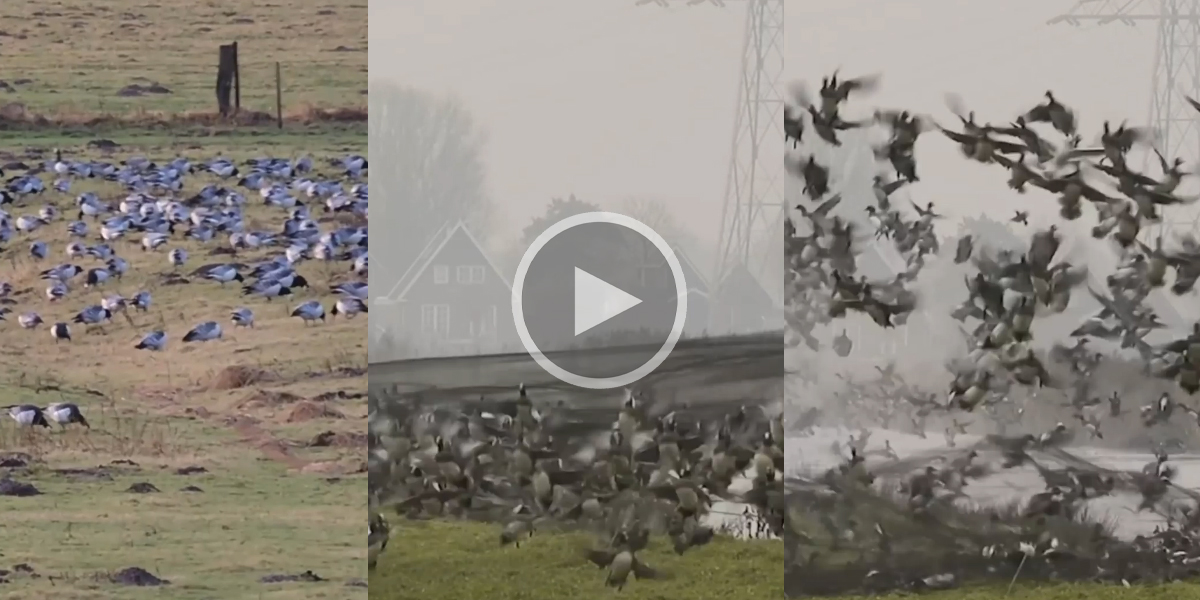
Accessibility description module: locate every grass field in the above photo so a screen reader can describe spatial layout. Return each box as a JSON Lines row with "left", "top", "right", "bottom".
{"left": 368, "top": 520, "right": 782, "bottom": 600}
{"left": 1, "top": 0, "right": 366, "bottom": 141}
{"left": 0, "top": 138, "right": 367, "bottom": 598}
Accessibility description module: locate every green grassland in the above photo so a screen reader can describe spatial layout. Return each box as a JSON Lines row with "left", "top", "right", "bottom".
{"left": 0, "top": 140, "right": 365, "bottom": 598}
{"left": 1, "top": 0, "right": 366, "bottom": 143}
{"left": 369, "top": 520, "right": 782, "bottom": 600}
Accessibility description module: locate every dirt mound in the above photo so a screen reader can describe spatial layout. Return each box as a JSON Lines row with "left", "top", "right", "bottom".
{"left": 0, "top": 478, "right": 40, "bottom": 496}
{"left": 210, "top": 366, "right": 274, "bottom": 391}
{"left": 286, "top": 401, "right": 345, "bottom": 422}
{"left": 238, "top": 389, "right": 303, "bottom": 409}
{"left": 308, "top": 431, "right": 366, "bottom": 447}
{"left": 108, "top": 567, "right": 168, "bottom": 586}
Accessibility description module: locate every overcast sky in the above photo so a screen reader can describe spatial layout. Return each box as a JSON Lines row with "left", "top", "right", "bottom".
{"left": 371, "top": 0, "right": 1200, "bottom": 271}
{"left": 788, "top": 0, "right": 1200, "bottom": 232}
{"left": 370, "top": 0, "right": 747, "bottom": 257}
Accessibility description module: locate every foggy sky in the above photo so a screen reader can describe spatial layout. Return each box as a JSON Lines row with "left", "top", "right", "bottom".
{"left": 788, "top": 0, "right": 1200, "bottom": 230}
{"left": 369, "top": 0, "right": 745, "bottom": 252}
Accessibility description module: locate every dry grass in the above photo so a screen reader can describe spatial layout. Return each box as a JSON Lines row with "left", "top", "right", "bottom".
{"left": 0, "top": 142, "right": 365, "bottom": 596}
{"left": 0, "top": 0, "right": 366, "bottom": 123}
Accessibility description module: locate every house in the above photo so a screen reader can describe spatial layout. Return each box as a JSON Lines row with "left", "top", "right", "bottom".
{"left": 376, "top": 221, "right": 520, "bottom": 357}
{"left": 628, "top": 244, "right": 711, "bottom": 337}
{"left": 711, "top": 264, "right": 777, "bottom": 334}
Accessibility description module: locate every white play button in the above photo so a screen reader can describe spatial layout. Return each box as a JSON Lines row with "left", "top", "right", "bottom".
{"left": 511, "top": 211, "right": 688, "bottom": 389}
{"left": 573, "top": 267, "right": 642, "bottom": 336}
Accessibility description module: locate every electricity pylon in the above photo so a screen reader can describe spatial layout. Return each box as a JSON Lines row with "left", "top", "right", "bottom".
{"left": 638, "top": 0, "right": 785, "bottom": 300}
{"left": 1049, "top": 0, "right": 1200, "bottom": 168}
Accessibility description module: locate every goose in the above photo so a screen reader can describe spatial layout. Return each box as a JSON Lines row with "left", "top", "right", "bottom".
{"left": 168, "top": 248, "right": 188, "bottom": 269}
{"left": 15, "top": 215, "right": 46, "bottom": 233}
{"left": 85, "top": 267, "right": 112, "bottom": 287}
{"left": 242, "top": 281, "right": 292, "bottom": 300}
{"left": 51, "top": 322, "right": 70, "bottom": 342}
{"left": 136, "top": 330, "right": 167, "bottom": 351}
{"left": 230, "top": 307, "right": 255, "bottom": 328}
{"left": 52, "top": 149, "right": 70, "bottom": 175}
{"left": 30, "top": 241, "right": 48, "bottom": 260}
{"left": 6, "top": 404, "right": 50, "bottom": 428}
{"left": 141, "top": 232, "right": 169, "bottom": 251}
{"left": 183, "top": 321, "right": 222, "bottom": 342}
{"left": 66, "top": 221, "right": 88, "bottom": 237}
{"left": 101, "top": 295, "right": 127, "bottom": 313}
{"left": 18, "top": 312, "right": 43, "bottom": 329}
{"left": 45, "top": 402, "right": 89, "bottom": 429}
{"left": 132, "top": 290, "right": 152, "bottom": 311}
{"left": 73, "top": 305, "right": 112, "bottom": 326}
{"left": 203, "top": 264, "right": 244, "bottom": 285}
{"left": 291, "top": 300, "right": 326, "bottom": 325}
{"left": 39, "top": 205, "right": 59, "bottom": 221}
{"left": 45, "top": 281, "right": 67, "bottom": 301}
{"left": 331, "top": 298, "right": 367, "bottom": 319}
{"left": 107, "top": 256, "right": 129, "bottom": 278}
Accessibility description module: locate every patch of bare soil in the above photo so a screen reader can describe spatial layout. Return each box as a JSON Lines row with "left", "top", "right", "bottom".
{"left": 286, "top": 401, "right": 345, "bottom": 422}
{"left": 236, "top": 389, "right": 303, "bottom": 409}
{"left": 210, "top": 365, "right": 275, "bottom": 391}
{"left": 227, "top": 416, "right": 308, "bottom": 470}
{"left": 307, "top": 431, "right": 366, "bottom": 448}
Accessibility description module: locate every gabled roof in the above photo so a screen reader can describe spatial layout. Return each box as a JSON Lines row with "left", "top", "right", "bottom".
{"left": 671, "top": 244, "right": 709, "bottom": 294}
{"left": 377, "top": 221, "right": 511, "bottom": 304}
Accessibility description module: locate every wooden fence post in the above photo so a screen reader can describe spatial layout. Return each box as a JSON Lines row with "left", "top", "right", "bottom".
{"left": 275, "top": 61, "right": 283, "bottom": 129}
{"left": 232, "top": 41, "right": 240, "bottom": 113}
{"left": 216, "top": 43, "right": 238, "bottom": 117}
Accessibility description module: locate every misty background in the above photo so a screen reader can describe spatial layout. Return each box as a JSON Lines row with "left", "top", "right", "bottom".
{"left": 369, "top": 0, "right": 783, "bottom": 362}
{"left": 785, "top": 0, "right": 1200, "bottom": 380}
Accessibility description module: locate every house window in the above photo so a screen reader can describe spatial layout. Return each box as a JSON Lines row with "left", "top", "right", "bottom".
{"left": 435, "top": 305, "right": 449, "bottom": 335}
{"left": 433, "top": 266, "right": 449, "bottom": 284}
{"left": 457, "top": 265, "right": 486, "bottom": 284}
{"left": 420, "top": 305, "right": 436, "bottom": 333}
{"left": 420, "top": 304, "right": 450, "bottom": 336}
{"left": 479, "top": 305, "right": 497, "bottom": 336}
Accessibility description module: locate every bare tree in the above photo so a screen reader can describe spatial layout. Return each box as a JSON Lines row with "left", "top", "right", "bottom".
{"left": 369, "top": 81, "right": 493, "bottom": 286}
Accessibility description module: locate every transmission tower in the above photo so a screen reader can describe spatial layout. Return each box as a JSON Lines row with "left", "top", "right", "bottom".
{"left": 1049, "top": 0, "right": 1200, "bottom": 168}
{"left": 638, "top": 0, "right": 785, "bottom": 301}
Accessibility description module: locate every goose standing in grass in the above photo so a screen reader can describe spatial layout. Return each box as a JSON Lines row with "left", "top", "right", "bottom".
{"left": 51, "top": 324, "right": 70, "bottom": 343}
{"left": 331, "top": 298, "right": 367, "bottom": 320}
{"left": 242, "top": 280, "right": 292, "bottom": 301}
{"left": 136, "top": 330, "right": 167, "bottom": 351}
{"left": 30, "top": 241, "right": 47, "bottom": 260}
{"left": 18, "top": 312, "right": 43, "bottom": 329}
{"left": 5, "top": 404, "right": 50, "bottom": 428}
{"left": 202, "top": 264, "right": 244, "bottom": 285}
{"left": 73, "top": 305, "right": 113, "bottom": 328}
{"left": 132, "top": 290, "right": 151, "bottom": 311}
{"left": 168, "top": 248, "right": 188, "bottom": 269}
{"left": 230, "top": 307, "right": 255, "bottom": 328}
{"left": 291, "top": 300, "right": 326, "bottom": 325}
{"left": 183, "top": 321, "right": 222, "bottom": 342}
{"left": 45, "top": 402, "right": 89, "bottom": 430}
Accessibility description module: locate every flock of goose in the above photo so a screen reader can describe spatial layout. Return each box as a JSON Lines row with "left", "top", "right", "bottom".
{"left": 784, "top": 72, "right": 1200, "bottom": 593}
{"left": 1, "top": 150, "right": 368, "bottom": 435}
{"left": 368, "top": 384, "right": 783, "bottom": 591}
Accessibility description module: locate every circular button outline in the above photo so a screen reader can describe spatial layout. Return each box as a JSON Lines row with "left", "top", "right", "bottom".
{"left": 510, "top": 211, "right": 688, "bottom": 390}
